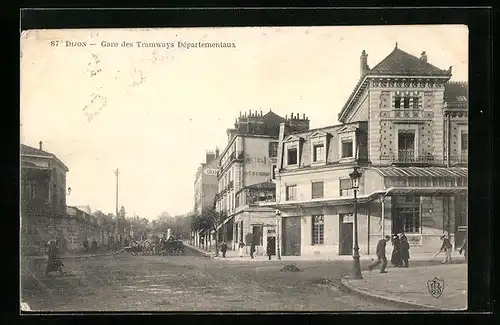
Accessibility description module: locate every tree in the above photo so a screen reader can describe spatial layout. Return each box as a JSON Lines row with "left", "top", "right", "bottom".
{"left": 191, "top": 206, "right": 228, "bottom": 256}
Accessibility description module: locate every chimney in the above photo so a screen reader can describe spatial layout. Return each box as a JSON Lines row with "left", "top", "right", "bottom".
{"left": 215, "top": 148, "right": 220, "bottom": 158}
{"left": 360, "top": 50, "right": 369, "bottom": 77}
{"left": 290, "top": 113, "right": 294, "bottom": 119}
{"left": 420, "top": 51, "right": 427, "bottom": 62}
{"left": 303, "top": 113, "right": 305, "bottom": 119}
{"left": 39, "top": 141, "right": 43, "bottom": 150}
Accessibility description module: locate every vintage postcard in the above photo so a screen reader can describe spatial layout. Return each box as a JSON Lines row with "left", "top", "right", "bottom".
{"left": 20, "top": 25, "right": 468, "bottom": 312}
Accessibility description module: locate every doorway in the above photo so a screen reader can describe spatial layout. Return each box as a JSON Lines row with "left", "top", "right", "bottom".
{"left": 267, "top": 235, "right": 276, "bottom": 255}
{"left": 282, "top": 217, "right": 301, "bottom": 256}
{"left": 339, "top": 213, "right": 353, "bottom": 255}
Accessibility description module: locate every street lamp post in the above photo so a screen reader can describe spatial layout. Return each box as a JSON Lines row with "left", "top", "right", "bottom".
{"left": 349, "top": 166, "right": 363, "bottom": 279}
{"left": 275, "top": 210, "right": 281, "bottom": 260}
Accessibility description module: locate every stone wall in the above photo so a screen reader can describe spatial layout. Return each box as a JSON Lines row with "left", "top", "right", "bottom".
{"left": 21, "top": 215, "right": 106, "bottom": 256}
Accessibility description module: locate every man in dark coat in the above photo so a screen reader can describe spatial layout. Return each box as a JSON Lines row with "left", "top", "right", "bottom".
{"left": 220, "top": 241, "right": 228, "bottom": 258}
{"left": 83, "top": 238, "right": 89, "bottom": 253}
{"left": 250, "top": 242, "right": 256, "bottom": 259}
{"left": 368, "top": 235, "right": 390, "bottom": 273}
{"left": 45, "top": 240, "right": 64, "bottom": 276}
{"left": 391, "top": 234, "right": 402, "bottom": 267}
{"left": 91, "top": 238, "right": 98, "bottom": 253}
{"left": 399, "top": 233, "right": 410, "bottom": 268}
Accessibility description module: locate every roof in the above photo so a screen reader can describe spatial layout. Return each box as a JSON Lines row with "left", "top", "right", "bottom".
{"left": 21, "top": 144, "right": 70, "bottom": 172}
{"left": 339, "top": 45, "right": 452, "bottom": 122}
{"left": 21, "top": 144, "right": 54, "bottom": 158}
{"left": 444, "top": 81, "right": 468, "bottom": 103}
{"left": 369, "top": 167, "right": 467, "bottom": 178}
{"left": 369, "top": 47, "right": 452, "bottom": 77}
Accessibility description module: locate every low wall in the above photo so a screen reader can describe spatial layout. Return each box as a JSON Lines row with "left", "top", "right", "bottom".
{"left": 21, "top": 215, "right": 108, "bottom": 256}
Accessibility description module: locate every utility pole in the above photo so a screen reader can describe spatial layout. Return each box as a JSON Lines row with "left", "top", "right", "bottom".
{"left": 115, "top": 168, "right": 120, "bottom": 236}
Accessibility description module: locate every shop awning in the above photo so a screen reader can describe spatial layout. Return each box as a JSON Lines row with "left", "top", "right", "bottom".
{"left": 384, "top": 186, "right": 467, "bottom": 196}
{"left": 259, "top": 190, "right": 388, "bottom": 209}
{"left": 370, "top": 166, "right": 467, "bottom": 178}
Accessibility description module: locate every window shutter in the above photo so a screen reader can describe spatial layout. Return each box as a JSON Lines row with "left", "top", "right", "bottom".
{"left": 340, "top": 179, "right": 351, "bottom": 190}
{"left": 312, "top": 182, "right": 324, "bottom": 199}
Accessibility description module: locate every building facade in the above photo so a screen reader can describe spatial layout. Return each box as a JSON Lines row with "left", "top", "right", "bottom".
{"left": 21, "top": 142, "right": 70, "bottom": 253}
{"left": 215, "top": 110, "right": 309, "bottom": 253}
{"left": 194, "top": 149, "right": 220, "bottom": 215}
{"left": 264, "top": 45, "right": 468, "bottom": 257}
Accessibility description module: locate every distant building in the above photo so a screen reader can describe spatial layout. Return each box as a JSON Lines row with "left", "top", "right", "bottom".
{"left": 194, "top": 149, "right": 220, "bottom": 215}
{"left": 215, "top": 109, "right": 310, "bottom": 253}
{"left": 262, "top": 45, "right": 468, "bottom": 257}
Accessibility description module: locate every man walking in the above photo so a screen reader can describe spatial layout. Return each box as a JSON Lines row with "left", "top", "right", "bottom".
{"left": 220, "top": 241, "right": 227, "bottom": 258}
{"left": 368, "top": 235, "right": 391, "bottom": 273}
{"left": 440, "top": 235, "right": 453, "bottom": 263}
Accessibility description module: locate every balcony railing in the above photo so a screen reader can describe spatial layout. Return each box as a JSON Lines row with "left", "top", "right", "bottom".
{"left": 380, "top": 150, "right": 436, "bottom": 165}
{"left": 448, "top": 150, "right": 468, "bottom": 165}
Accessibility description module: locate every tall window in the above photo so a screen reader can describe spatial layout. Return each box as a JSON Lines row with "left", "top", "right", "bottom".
{"left": 287, "top": 148, "right": 298, "bottom": 165}
{"left": 398, "top": 132, "right": 415, "bottom": 161}
{"left": 252, "top": 225, "right": 263, "bottom": 245}
{"left": 311, "top": 181, "right": 324, "bottom": 199}
{"left": 286, "top": 185, "right": 297, "bottom": 201}
{"left": 395, "top": 96, "right": 402, "bottom": 109}
{"left": 313, "top": 144, "right": 325, "bottom": 162}
{"left": 461, "top": 131, "right": 468, "bottom": 151}
{"left": 269, "top": 142, "right": 278, "bottom": 158}
{"left": 412, "top": 96, "right": 419, "bottom": 109}
{"left": 403, "top": 97, "right": 410, "bottom": 109}
{"left": 271, "top": 164, "right": 276, "bottom": 180}
{"left": 341, "top": 140, "right": 353, "bottom": 158}
{"left": 312, "top": 215, "right": 324, "bottom": 245}
{"left": 339, "top": 178, "right": 352, "bottom": 197}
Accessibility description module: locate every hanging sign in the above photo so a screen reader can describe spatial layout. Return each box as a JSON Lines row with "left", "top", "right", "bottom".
{"left": 204, "top": 169, "right": 219, "bottom": 176}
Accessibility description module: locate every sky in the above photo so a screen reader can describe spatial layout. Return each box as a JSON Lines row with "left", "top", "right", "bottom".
{"left": 20, "top": 25, "right": 468, "bottom": 219}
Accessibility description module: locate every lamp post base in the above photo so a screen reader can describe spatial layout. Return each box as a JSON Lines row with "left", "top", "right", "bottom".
{"left": 348, "top": 255, "right": 363, "bottom": 279}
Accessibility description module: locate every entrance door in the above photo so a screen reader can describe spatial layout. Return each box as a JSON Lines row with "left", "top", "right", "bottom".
{"left": 339, "top": 214, "right": 353, "bottom": 255}
{"left": 267, "top": 236, "right": 276, "bottom": 255}
{"left": 282, "top": 217, "right": 301, "bottom": 256}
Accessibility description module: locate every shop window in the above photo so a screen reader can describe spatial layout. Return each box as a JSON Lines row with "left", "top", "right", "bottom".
{"left": 252, "top": 225, "right": 263, "bottom": 245}
{"left": 394, "top": 207, "right": 420, "bottom": 234}
{"left": 312, "top": 215, "right": 324, "bottom": 245}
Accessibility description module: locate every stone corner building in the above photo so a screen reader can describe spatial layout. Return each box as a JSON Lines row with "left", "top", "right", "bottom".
{"left": 21, "top": 142, "right": 105, "bottom": 255}
{"left": 263, "top": 44, "right": 468, "bottom": 257}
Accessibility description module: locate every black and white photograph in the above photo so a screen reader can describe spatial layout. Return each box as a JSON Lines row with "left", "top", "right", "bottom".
{"left": 20, "top": 24, "right": 469, "bottom": 312}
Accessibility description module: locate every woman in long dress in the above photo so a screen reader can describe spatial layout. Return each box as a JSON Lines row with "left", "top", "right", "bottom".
{"left": 391, "top": 234, "right": 402, "bottom": 267}
{"left": 45, "top": 240, "right": 64, "bottom": 275}
{"left": 238, "top": 241, "right": 245, "bottom": 258}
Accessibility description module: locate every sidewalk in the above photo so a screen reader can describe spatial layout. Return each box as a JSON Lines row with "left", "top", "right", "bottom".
{"left": 340, "top": 263, "right": 467, "bottom": 310}
{"left": 184, "top": 242, "right": 465, "bottom": 263}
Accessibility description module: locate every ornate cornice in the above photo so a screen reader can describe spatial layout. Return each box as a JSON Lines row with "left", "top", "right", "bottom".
{"left": 370, "top": 77, "right": 448, "bottom": 88}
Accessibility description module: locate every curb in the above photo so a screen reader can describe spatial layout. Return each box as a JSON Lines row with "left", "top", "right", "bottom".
{"left": 339, "top": 275, "right": 451, "bottom": 311}
{"left": 183, "top": 243, "right": 213, "bottom": 258}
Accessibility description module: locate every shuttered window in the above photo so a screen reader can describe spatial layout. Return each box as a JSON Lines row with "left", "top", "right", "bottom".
{"left": 286, "top": 185, "right": 297, "bottom": 201}
{"left": 311, "top": 181, "right": 324, "bottom": 199}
